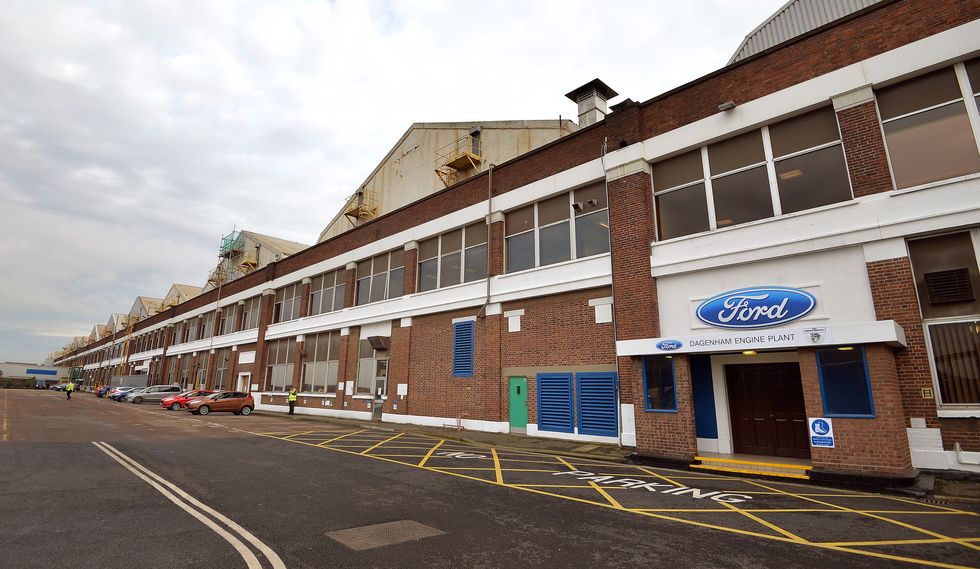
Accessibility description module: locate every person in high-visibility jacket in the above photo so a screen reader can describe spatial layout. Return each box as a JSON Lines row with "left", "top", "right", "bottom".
{"left": 66, "top": 381, "right": 75, "bottom": 400}
{"left": 287, "top": 387, "right": 297, "bottom": 415}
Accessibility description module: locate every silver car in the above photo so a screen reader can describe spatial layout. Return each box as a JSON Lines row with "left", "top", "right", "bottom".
{"left": 126, "top": 384, "right": 183, "bottom": 404}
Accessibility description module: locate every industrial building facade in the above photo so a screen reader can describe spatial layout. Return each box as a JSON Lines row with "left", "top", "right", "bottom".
{"left": 57, "top": 0, "right": 980, "bottom": 480}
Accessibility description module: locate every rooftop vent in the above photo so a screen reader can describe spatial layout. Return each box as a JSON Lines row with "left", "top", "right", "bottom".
{"left": 565, "top": 79, "right": 618, "bottom": 127}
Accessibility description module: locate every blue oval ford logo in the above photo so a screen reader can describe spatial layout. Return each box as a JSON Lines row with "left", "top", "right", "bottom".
{"left": 696, "top": 287, "right": 816, "bottom": 329}
{"left": 656, "top": 340, "right": 683, "bottom": 351}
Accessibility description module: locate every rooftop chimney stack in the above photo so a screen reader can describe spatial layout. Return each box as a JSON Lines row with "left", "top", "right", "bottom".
{"left": 565, "top": 79, "right": 618, "bottom": 127}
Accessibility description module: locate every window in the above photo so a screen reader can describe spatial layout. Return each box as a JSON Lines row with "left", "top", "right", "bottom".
{"left": 265, "top": 338, "right": 296, "bottom": 392}
{"left": 309, "top": 269, "right": 346, "bottom": 316}
{"left": 504, "top": 184, "right": 610, "bottom": 273}
{"left": 273, "top": 283, "right": 303, "bottom": 324}
{"left": 242, "top": 296, "right": 261, "bottom": 330}
{"left": 355, "top": 249, "right": 404, "bottom": 305}
{"left": 877, "top": 63, "right": 980, "bottom": 189}
{"left": 201, "top": 311, "right": 215, "bottom": 340}
{"left": 909, "top": 230, "right": 980, "bottom": 405}
{"left": 185, "top": 319, "right": 198, "bottom": 342}
{"left": 452, "top": 320, "right": 475, "bottom": 377}
{"left": 301, "top": 331, "right": 340, "bottom": 393}
{"left": 213, "top": 348, "right": 230, "bottom": 390}
{"left": 418, "top": 222, "right": 488, "bottom": 292}
{"left": 642, "top": 355, "right": 677, "bottom": 411}
{"left": 218, "top": 308, "right": 235, "bottom": 336}
{"left": 356, "top": 339, "right": 388, "bottom": 395}
{"left": 817, "top": 348, "right": 874, "bottom": 417}
{"left": 179, "top": 356, "right": 191, "bottom": 388}
{"left": 652, "top": 106, "right": 852, "bottom": 240}
{"left": 195, "top": 352, "right": 209, "bottom": 388}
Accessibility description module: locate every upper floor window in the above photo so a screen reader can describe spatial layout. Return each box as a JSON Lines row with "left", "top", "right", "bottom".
{"left": 242, "top": 296, "right": 261, "bottom": 330}
{"left": 310, "top": 268, "right": 346, "bottom": 316}
{"left": 418, "top": 222, "right": 488, "bottom": 292}
{"left": 218, "top": 307, "right": 235, "bottom": 336}
{"left": 355, "top": 249, "right": 404, "bottom": 305}
{"left": 265, "top": 337, "right": 296, "bottom": 392}
{"left": 909, "top": 230, "right": 980, "bottom": 406}
{"left": 877, "top": 61, "right": 980, "bottom": 189}
{"left": 652, "top": 106, "right": 850, "bottom": 240}
{"left": 273, "top": 283, "right": 303, "bottom": 324}
{"left": 301, "top": 331, "right": 341, "bottom": 393}
{"left": 184, "top": 318, "right": 198, "bottom": 343}
{"left": 201, "top": 311, "right": 215, "bottom": 340}
{"left": 505, "top": 183, "right": 610, "bottom": 273}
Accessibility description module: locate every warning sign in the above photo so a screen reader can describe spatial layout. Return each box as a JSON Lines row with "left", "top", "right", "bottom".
{"left": 808, "top": 418, "right": 835, "bottom": 448}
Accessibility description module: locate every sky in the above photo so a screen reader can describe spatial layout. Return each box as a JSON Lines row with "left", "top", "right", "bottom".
{"left": 0, "top": 0, "right": 786, "bottom": 364}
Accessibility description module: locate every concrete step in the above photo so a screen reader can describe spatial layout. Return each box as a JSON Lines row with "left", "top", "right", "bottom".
{"left": 692, "top": 455, "right": 813, "bottom": 480}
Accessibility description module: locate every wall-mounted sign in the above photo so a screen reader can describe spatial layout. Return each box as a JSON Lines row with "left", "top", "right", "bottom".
{"left": 656, "top": 339, "right": 684, "bottom": 351}
{"left": 696, "top": 287, "right": 816, "bottom": 329}
{"left": 808, "top": 417, "right": 835, "bottom": 448}
{"left": 638, "top": 326, "right": 831, "bottom": 355}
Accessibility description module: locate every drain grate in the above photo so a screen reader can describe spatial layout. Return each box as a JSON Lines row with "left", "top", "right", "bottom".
{"left": 325, "top": 520, "right": 445, "bottom": 551}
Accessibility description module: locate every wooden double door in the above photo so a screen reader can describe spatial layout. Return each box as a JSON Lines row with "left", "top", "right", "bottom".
{"left": 726, "top": 363, "right": 810, "bottom": 459}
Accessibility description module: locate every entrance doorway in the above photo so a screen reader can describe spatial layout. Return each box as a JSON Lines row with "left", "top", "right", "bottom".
{"left": 508, "top": 377, "right": 528, "bottom": 433}
{"left": 725, "top": 363, "right": 809, "bottom": 459}
{"left": 237, "top": 372, "right": 250, "bottom": 392}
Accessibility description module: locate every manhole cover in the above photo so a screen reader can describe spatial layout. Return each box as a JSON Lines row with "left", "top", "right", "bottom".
{"left": 325, "top": 520, "right": 445, "bottom": 551}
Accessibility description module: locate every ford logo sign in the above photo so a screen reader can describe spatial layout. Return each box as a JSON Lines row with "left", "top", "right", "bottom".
{"left": 656, "top": 340, "right": 683, "bottom": 351}
{"left": 696, "top": 287, "right": 816, "bottom": 329}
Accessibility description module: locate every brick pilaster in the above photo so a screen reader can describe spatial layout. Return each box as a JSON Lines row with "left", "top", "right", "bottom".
{"left": 488, "top": 213, "right": 504, "bottom": 277}
{"left": 292, "top": 337, "right": 305, "bottom": 391}
{"left": 299, "top": 278, "right": 312, "bottom": 318}
{"left": 254, "top": 289, "right": 276, "bottom": 391}
{"left": 344, "top": 263, "right": 357, "bottom": 308}
{"left": 403, "top": 243, "right": 418, "bottom": 296}
{"left": 834, "top": 90, "right": 893, "bottom": 198}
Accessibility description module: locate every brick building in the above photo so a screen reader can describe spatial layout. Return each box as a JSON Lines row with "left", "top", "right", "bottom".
{"left": 56, "top": 0, "right": 980, "bottom": 480}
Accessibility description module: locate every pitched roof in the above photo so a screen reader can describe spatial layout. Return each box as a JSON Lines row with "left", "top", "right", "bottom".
{"left": 240, "top": 231, "right": 309, "bottom": 256}
{"left": 729, "top": 0, "right": 881, "bottom": 64}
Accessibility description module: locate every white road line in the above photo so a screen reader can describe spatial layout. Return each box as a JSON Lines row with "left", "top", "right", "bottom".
{"left": 92, "top": 442, "right": 286, "bottom": 569}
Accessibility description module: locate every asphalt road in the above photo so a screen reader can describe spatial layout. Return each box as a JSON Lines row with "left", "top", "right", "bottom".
{"left": 1, "top": 389, "right": 978, "bottom": 569}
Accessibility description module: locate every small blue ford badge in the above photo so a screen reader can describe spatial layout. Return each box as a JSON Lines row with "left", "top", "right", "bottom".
{"left": 656, "top": 339, "right": 683, "bottom": 351}
{"left": 696, "top": 287, "right": 816, "bottom": 329}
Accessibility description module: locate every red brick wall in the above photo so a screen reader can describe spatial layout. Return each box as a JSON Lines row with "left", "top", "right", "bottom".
{"left": 837, "top": 101, "right": 893, "bottom": 197}
{"left": 384, "top": 320, "right": 412, "bottom": 415}
{"left": 632, "top": 354, "right": 697, "bottom": 460}
{"left": 403, "top": 248, "right": 418, "bottom": 296}
{"left": 799, "top": 346, "right": 912, "bottom": 475}
{"left": 607, "top": 170, "right": 658, "bottom": 341}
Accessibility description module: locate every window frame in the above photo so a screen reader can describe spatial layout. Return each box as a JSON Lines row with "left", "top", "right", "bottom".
{"left": 417, "top": 223, "right": 489, "bottom": 292}
{"left": 309, "top": 268, "right": 347, "bottom": 316}
{"left": 641, "top": 355, "right": 678, "bottom": 413}
{"left": 816, "top": 347, "right": 876, "bottom": 418}
{"left": 355, "top": 249, "right": 405, "bottom": 306}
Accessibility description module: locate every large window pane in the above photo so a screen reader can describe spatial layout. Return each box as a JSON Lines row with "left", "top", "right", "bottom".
{"left": 505, "top": 206, "right": 534, "bottom": 236}
{"left": 506, "top": 232, "right": 534, "bottom": 272}
{"left": 652, "top": 149, "right": 703, "bottom": 189}
{"left": 419, "top": 237, "right": 439, "bottom": 261}
{"left": 708, "top": 130, "right": 765, "bottom": 175}
{"left": 711, "top": 166, "right": 773, "bottom": 227}
{"left": 464, "top": 243, "right": 487, "bottom": 281}
{"left": 334, "top": 283, "right": 345, "bottom": 311}
{"left": 877, "top": 68, "right": 962, "bottom": 120}
{"left": 387, "top": 267, "right": 404, "bottom": 299}
{"left": 883, "top": 101, "right": 980, "bottom": 189}
{"left": 418, "top": 258, "right": 438, "bottom": 292}
{"left": 908, "top": 232, "right": 980, "bottom": 319}
{"left": 575, "top": 209, "right": 610, "bottom": 257}
{"left": 441, "top": 229, "right": 462, "bottom": 253}
{"left": 769, "top": 106, "right": 840, "bottom": 157}
{"left": 817, "top": 348, "right": 874, "bottom": 416}
{"left": 465, "top": 222, "right": 487, "bottom": 246}
{"left": 574, "top": 183, "right": 607, "bottom": 214}
{"left": 538, "top": 193, "right": 570, "bottom": 226}
{"left": 643, "top": 356, "right": 676, "bottom": 411}
{"left": 356, "top": 278, "right": 371, "bottom": 305}
{"left": 440, "top": 251, "right": 461, "bottom": 287}
{"left": 539, "top": 221, "right": 570, "bottom": 266}
{"left": 929, "top": 321, "right": 980, "bottom": 405}
{"left": 656, "top": 182, "right": 709, "bottom": 240}
{"left": 776, "top": 145, "right": 852, "bottom": 213}
{"left": 369, "top": 274, "right": 387, "bottom": 302}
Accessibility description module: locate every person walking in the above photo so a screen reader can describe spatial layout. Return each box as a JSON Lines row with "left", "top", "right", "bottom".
{"left": 66, "top": 380, "right": 75, "bottom": 400}
{"left": 287, "top": 386, "right": 297, "bottom": 415}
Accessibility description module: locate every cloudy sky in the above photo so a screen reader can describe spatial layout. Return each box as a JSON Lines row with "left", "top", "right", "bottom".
{"left": 0, "top": 0, "right": 785, "bottom": 364}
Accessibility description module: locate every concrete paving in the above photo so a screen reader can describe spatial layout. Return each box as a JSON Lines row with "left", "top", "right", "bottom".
{"left": 2, "top": 389, "right": 979, "bottom": 569}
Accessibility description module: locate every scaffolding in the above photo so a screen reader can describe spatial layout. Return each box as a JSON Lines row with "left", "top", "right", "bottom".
{"left": 435, "top": 133, "right": 482, "bottom": 188}
{"left": 343, "top": 189, "right": 380, "bottom": 226}
{"left": 219, "top": 231, "right": 245, "bottom": 258}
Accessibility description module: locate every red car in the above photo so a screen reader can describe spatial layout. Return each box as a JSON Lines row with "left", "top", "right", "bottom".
{"left": 185, "top": 391, "right": 254, "bottom": 416}
{"left": 161, "top": 390, "right": 215, "bottom": 411}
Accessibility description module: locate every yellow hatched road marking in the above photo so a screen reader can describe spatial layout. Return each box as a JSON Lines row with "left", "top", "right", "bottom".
{"left": 745, "top": 480, "right": 980, "bottom": 554}
{"left": 718, "top": 501, "right": 807, "bottom": 542}
{"left": 588, "top": 481, "right": 625, "bottom": 509}
{"left": 417, "top": 439, "right": 445, "bottom": 468}
{"left": 491, "top": 448, "right": 504, "bottom": 485}
{"left": 882, "top": 495, "right": 980, "bottom": 516}
{"left": 251, "top": 430, "right": 980, "bottom": 569}
{"left": 315, "top": 429, "right": 367, "bottom": 446}
{"left": 822, "top": 537, "right": 980, "bottom": 547}
{"left": 637, "top": 465, "right": 683, "bottom": 487}
{"left": 360, "top": 432, "right": 405, "bottom": 455}
{"left": 282, "top": 430, "right": 319, "bottom": 439}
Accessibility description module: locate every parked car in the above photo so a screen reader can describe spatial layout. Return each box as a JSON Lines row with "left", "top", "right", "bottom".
{"left": 109, "top": 387, "right": 137, "bottom": 401}
{"left": 185, "top": 391, "right": 254, "bottom": 416}
{"left": 125, "top": 385, "right": 182, "bottom": 404}
{"left": 161, "top": 390, "right": 215, "bottom": 411}
{"left": 96, "top": 386, "right": 111, "bottom": 398}
{"left": 51, "top": 384, "right": 66, "bottom": 391}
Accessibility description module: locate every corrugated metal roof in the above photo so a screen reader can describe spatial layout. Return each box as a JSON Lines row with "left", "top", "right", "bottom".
{"left": 729, "top": 0, "right": 881, "bottom": 64}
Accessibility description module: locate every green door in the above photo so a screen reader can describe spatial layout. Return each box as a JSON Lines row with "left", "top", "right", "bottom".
{"left": 509, "top": 377, "right": 528, "bottom": 431}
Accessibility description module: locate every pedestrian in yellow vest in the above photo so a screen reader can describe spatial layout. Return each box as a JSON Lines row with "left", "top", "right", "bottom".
{"left": 287, "top": 387, "right": 297, "bottom": 415}
{"left": 66, "top": 381, "right": 75, "bottom": 400}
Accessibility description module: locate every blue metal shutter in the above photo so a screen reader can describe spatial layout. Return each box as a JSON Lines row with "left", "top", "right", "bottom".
{"left": 452, "top": 321, "right": 475, "bottom": 377}
{"left": 576, "top": 373, "right": 619, "bottom": 437}
{"left": 536, "top": 373, "right": 574, "bottom": 433}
